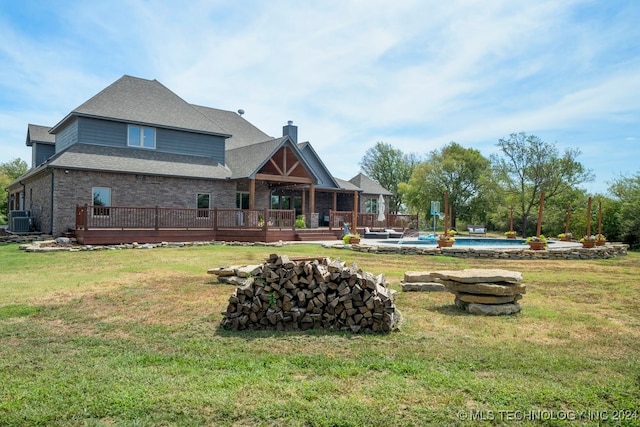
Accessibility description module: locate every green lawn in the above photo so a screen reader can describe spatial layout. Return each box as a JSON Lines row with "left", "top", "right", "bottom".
{"left": 0, "top": 244, "right": 638, "bottom": 426}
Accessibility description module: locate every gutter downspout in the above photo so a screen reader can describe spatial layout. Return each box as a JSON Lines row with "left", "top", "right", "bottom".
{"left": 50, "top": 170, "right": 55, "bottom": 235}
{"left": 19, "top": 180, "right": 26, "bottom": 211}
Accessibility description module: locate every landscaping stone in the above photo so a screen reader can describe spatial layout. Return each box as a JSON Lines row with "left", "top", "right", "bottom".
{"left": 430, "top": 268, "right": 522, "bottom": 283}
{"left": 440, "top": 281, "right": 526, "bottom": 296}
{"left": 400, "top": 283, "right": 447, "bottom": 292}
{"left": 414, "top": 268, "right": 529, "bottom": 316}
{"left": 455, "top": 292, "right": 521, "bottom": 304}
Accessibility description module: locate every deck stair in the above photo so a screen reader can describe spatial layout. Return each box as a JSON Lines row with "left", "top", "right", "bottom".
{"left": 295, "top": 229, "right": 340, "bottom": 241}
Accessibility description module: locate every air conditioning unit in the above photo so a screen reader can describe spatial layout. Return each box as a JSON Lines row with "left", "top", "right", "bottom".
{"left": 11, "top": 217, "right": 31, "bottom": 233}
{"left": 8, "top": 210, "right": 30, "bottom": 220}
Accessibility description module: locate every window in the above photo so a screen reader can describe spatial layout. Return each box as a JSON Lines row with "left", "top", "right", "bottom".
{"left": 128, "top": 125, "right": 156, "bottom": 149}
{"left": 197, "top": 193, "right": 210, "bottom": 218}
{"left": 236, "top": 192, "right": 249, "bottom": 209}
{"left": 364, "top": 198, "right": 378, "bottom": 214}
{"left": 92, "top": 187, "right": 111, "bottom": 216}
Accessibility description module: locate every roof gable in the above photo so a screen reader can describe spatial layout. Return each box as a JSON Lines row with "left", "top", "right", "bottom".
{"left": 26, "top": 124, "right": 55, "bottom": 146}
{"left": 349, "top": 173, "right": 392, "bottom": 195}
{"left": 50, "top": 75, "right": 231, "bottom": 137}
{"left": 226, "top": 136, "right": 319, "bottom": 184}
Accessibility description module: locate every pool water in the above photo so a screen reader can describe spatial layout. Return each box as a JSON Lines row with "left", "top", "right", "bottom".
{"left": 388, "top": 237, "right": 555, "bottom": 247}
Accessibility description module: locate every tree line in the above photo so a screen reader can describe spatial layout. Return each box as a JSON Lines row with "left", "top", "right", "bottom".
{"left": 360, "top": 132, "right": 640, "bottom": 249}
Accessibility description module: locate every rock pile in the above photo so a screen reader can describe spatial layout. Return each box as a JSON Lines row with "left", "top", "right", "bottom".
{"left": 430, "top": 269, "right": 526, "bottom": 315}
{"left": 210, "top": 254, "right": 398, "bottom": 333}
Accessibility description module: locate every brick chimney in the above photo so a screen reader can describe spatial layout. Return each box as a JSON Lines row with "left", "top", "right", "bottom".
{"left": 282, "top": 120, "right": 297, "bottom": 143}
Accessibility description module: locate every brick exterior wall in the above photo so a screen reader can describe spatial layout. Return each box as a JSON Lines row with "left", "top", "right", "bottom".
{"left": 18, "top": 168, "right": 281, "bottom": 236}
{"left": 13, "top": 167, "right": 364, "bottom": 236}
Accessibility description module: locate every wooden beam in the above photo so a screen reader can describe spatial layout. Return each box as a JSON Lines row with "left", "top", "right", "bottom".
{"left": 285, "top": 160, "right": 300, "bottom": 176}
{"left": 249, "top": 178, "right": 255, "bottom": 209}
{"left": 255, "top": 173, "right": 313, "bottom": 184}
{"left": 268, "top": 158, "right": 284, "bottom": 175}
{"left": 352, "top": 191, "right": 359, "bottom": 233}
{"left": 310, "top": 183, "right": 315, "bottom": 214}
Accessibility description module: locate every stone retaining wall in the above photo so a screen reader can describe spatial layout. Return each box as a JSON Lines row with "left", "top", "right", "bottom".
{"left": 325, "top": 242, "right": 628, "bottom": 260}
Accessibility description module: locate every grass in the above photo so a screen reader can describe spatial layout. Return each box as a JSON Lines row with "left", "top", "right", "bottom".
{"left": 0, "top": 243, "right": 638, "bottom": 426}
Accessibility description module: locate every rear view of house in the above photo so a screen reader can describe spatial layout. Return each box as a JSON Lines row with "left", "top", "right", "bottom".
{"left": 7, "top": 75, "right": 410, "bottom": 243}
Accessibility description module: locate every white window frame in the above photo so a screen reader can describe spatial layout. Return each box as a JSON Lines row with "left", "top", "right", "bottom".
{"left": 127, "top": 125, "right": 156, "bottom": 149}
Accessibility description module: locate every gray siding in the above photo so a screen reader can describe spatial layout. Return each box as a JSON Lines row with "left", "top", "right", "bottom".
{"left": 32, "top": 143, "right": 55, "bottom": 167}
{"left": 78, "top": 117, "right": 126, "bottom": 147}
{"left": 54, "top": 121, "right": 78, "bottom": 153}
{"left": 157, "top": 128, "right": 225, "bottom": 162}
{"left": 73, "top": 117, "right": 225, "bottom": 162}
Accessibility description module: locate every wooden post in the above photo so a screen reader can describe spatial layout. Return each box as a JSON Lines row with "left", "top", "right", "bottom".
{"left": 509, "top": 206, "right": 514, "bottom": 232}
{"left": 598, "top": 200, "right": 603, "bottom": 236}
{"left": 352, "top": 191, "right": 359, "bottom": 234}
{"left": 154, "top": 205, "right": 159, "bottom": 230}
{"left": 586, "top": 197, "right": 592, "bottom": 236}
{"left": 309, "top": 183, "right": 315, "bottom": 217}
{"left": 444, "top": 191, "right": 449, "bottom": 234}
{"left": 565, "top": 203, "right": 571, "bottom": 234}
{"left": 536, "top": 192, "right": 544, "bottom": 237}
{"left": 249, "top": 179, "right": 256, "bottom": 210}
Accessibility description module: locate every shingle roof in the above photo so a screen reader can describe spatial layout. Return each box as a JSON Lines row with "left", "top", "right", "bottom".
{"left": 50, "top": 75, "right": 230, "bottom": 137}
{"left": 47, "top": 143, "right": 231, "bottom": 179}
{"left": 333, "top": 177, "right": 361, "bottom": 191}
{"left": 192, "top": 105, "right": 272, "bottom": 150}
{"left": 225, "top": 137, "right": 284, "bottom": 179}
{"left": 349, "top": 173, "right": 392, "bottom": 195}
{"left": 26, "top": 124, "right": 55, "bottom": 146}
{"left": 225, "top": 136, "right": 322, "bottom": 183}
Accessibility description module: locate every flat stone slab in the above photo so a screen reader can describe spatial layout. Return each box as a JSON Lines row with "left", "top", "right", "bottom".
{"left": 403, "top": 271, "right": 441, "bottom": 283}
{"left": 430, "top": 268, "right": 522, "bottom": 283}
{"left": 467, "top": 302, "right": 521, "bottom": 316}
{"left": 400, "top": 282, "right": 447, "bottom": 292}
{"left": 456, "top": 292, "right": 521, "bottom": 304}
{"left": 443, "top": 281, "right": 526, "bottom": 296}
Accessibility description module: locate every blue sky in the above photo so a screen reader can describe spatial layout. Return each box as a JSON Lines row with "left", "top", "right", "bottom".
{"left": 1, "top": 0, "right": 638, "bottom": 195}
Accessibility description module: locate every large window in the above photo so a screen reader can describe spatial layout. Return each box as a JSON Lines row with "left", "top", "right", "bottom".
{"left": 92, "top": 187, "right": 111, "bottom": 216}
{"left": 197, "top": 193, "right": 210, "bottom": 218}
{"left": 128, "top": 125, "right": 156, "bottom": 149}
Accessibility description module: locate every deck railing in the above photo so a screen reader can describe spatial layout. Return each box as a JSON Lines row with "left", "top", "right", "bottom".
{"left": 76, "top": 205, "right": 296, "bottom": 230}
{"left": 75, "top": 205, "right": 417, "bottom": 233}
{"left": 328, "top": 211, "right": 419, "bottom": 231}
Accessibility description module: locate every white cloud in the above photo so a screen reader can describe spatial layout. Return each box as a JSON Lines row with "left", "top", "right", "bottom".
{"left": 1, "top": 0, "right": 639, "bottom": 195}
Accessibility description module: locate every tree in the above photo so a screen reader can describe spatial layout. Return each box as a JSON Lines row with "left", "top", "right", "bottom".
{"left": 359, "top": 142, "right": 419, "bottom": 213}
{"left": 491, "top": 132, "right": 593, "bottom": 237}
{"left": 609, "top": 173, "right": 640, "bottom": 248}
{"left": 399, "top": 142, "right": 491, "bottom": 229}
{"left": 0, "top": 158, "right": 28, "bottom": 224}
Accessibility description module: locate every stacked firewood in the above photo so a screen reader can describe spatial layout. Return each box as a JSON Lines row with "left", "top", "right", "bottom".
{"left": 210, "top": 254, "right": 397, "bottom": 333}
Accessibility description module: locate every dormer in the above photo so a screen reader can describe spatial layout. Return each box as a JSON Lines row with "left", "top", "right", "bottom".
{"left": 26, "top": 124, "right": 55, "bottom": 168}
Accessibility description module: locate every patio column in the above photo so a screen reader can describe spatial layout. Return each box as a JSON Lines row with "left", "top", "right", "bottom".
{"left": 310, "top": 183, "right": 315, "bottom": 214}
{"left": 301, "top": 189, "right": 306, "bottom": 216}
{"left": 352, "top": 191, "right": 358, "bottom": 233}
{"left": 332, "top": 192, "right": 337, "bottom": 211}
{"left": 249, "top": 178, "right": 255, "bottom": 209}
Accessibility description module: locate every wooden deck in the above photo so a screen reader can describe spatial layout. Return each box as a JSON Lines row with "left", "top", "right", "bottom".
{"left": 74, "top": 205, "right": 415, "bottom": 245}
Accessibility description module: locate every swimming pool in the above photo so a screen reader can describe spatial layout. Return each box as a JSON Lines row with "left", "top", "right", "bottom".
{"left": 386, "top": 237, "right": 556, "bottom": 248}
